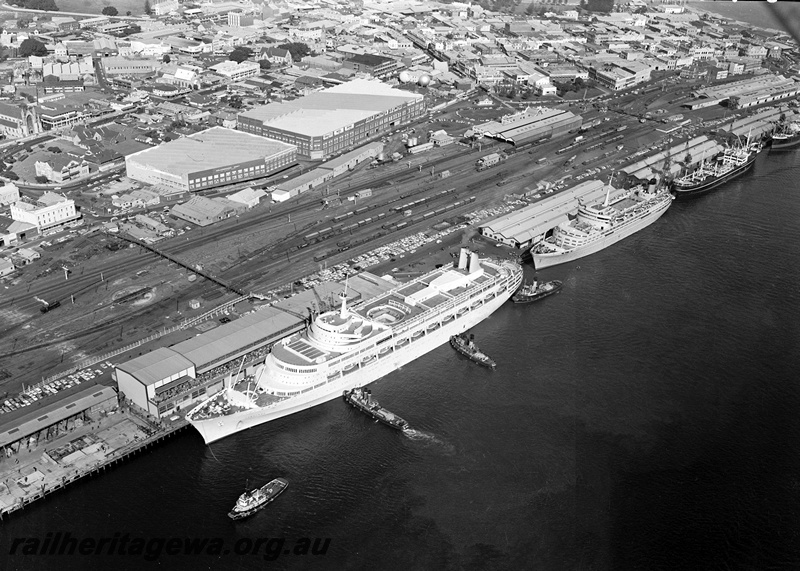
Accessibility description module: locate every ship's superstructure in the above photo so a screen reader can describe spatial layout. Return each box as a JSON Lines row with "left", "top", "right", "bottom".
{"left": 187, "top": 250, "right": 522, "bottom": 444}
{"left": 531, "top": 183, "right": 673, "bottom": 270}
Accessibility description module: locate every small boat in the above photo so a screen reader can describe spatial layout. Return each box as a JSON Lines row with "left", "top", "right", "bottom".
{"left": 450, "top": 333, "right": 496, "bottom": 369}
{"left": 343, "top": 387, "right": 409, "bottom": 430}
{"left": 512, "top": 277, "right": 562, "bottom": 304}
{"left": 228, "top": 478, "right": 288, "bottom": 520}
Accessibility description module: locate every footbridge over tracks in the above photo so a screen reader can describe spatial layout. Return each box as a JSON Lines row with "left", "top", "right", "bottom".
{"left": 113, "top": 233, "right": 247, "bottom": 297}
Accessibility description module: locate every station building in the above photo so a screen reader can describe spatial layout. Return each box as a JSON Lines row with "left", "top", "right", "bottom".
{"left": 125, "top": 127, "right": 297, "bottom": 192}
{"left": 0, "top": 385, "right": 118, "bottom": 459}
{"left": 237, "top": 79, "right": 425, "bottom": 159}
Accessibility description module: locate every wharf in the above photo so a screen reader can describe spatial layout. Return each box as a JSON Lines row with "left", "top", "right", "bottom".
{"left": 0, "top": 406, "right": 189, "bottom": 520}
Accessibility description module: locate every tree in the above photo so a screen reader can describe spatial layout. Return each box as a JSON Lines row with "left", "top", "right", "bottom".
{"left": 162, "top": 54, "right": 171, "bottom": 63}
{"left": 19, "top": 38, "right": 48, "bottom": 57}
{"left": 3, "top": 171, "right": 19, "bottom": 181}
{"left": 102, "top": 6, "right": 118, "bottom": 15}
{"left": 228, "top": 46, "right": 253, "bottom": 63}
{"left": 16, "top": 17, "right": 33, "bottom": 29}
{"left": 144, "top": 0, "right": 152, "bottom": 15}
{"left": 35, "top": 175, "right": 49, "bottom": 184}
{"left": 259, "top": 59, "right": 271, "bottom": 70}
{"left": 277, "top": 42, "right": 310, "bottom": 62}
{"left": 126, "top": 10, "right": 131, "bottom": 15}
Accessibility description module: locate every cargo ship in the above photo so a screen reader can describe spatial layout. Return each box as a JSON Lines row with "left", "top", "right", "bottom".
{"left": 771, "top": 122, "right": 800, "bottom": 151}
{"left": 450, "top": 333, "right": 496, "bottom": 368}
{"left": 343, "top": 387, "right": 408, "bottom": 430}
{"left": 530, "top": 183, "right": 673, "bottom": 270}
{"left": 228, "top": 478, "right": 288, "bottom": 520}
{"left": 671, "top": 139, "right": 760, "bottom": 198}
{"left": 187, "top": 249, "right": 522, "bottom": 444}
{"left": 511, "top": 278, "right": 562, "bottom": 304}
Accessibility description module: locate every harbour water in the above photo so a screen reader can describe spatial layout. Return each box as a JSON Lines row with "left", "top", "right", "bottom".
{"left": 2, "top": 150, "right": 800, "bottom": 570}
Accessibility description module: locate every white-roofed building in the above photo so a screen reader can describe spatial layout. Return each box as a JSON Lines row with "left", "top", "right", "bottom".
{"left": 209, "top": 60, "right": 259, "bottom": 81}
{"left": 238, "top": 79, "right": 425, "bottom": 159}
{"left": 125, "top": 127, "right": 297, "bottom": 192}
{"left": 228, "top": 186, "right": 265, "bottom": 208}
{"left": 10, "top": 192, "right": 79, "bottom": 231}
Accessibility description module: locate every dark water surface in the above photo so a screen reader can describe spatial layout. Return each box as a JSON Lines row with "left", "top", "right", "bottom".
{"left": 2, "top": 150, "right": 800, "bottom": 570}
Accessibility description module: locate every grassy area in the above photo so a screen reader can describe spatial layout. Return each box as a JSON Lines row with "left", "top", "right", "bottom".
{"left": 56, "top": 0, "right": 144, "bottom": 15}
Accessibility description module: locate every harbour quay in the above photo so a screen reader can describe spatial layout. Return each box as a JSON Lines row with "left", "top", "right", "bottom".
{"left": 0, "top": 383, "right": 187, "bottom": 520}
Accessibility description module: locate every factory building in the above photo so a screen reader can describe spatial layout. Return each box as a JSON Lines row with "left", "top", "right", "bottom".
{"left": 471, "top": 107, "right": 581, "bottom": 146}
{"left": 125, "top": 127, "right": 297, "bottom": 192}
{"left": 237, "top": 79, "right": 425, "bottom": 159}
{"left": 480, "top": 180, "right": 607, "bottom": 248}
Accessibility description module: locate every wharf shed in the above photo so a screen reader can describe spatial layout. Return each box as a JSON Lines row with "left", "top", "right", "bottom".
{"left": 171, "top": 308, "right": 303, "bottom": 375}
{"left": 114, "top": 309, "right": 305, "bottom": 418}
{"left": 480, "top": 180, "right": 605, "bottom": 248}
{"left": 717, "top": 106, "right": 794, "bottom": 140}
{"left": 0, "top": 385, "right": 118, "bottom": 456}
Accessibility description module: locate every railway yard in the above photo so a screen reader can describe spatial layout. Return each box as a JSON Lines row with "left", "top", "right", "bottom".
{"left": 0, "top": 82, "right": 770, "bottom": 397}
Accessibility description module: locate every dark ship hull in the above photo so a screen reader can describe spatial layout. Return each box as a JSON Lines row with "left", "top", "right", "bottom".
{"left": 671, "top": 153, "right": 756, "bottom": 199}
{"left": 771, "top": 132, "right": 800, "bottom": 151}
{"left": 343, "top": 388, "right": 409, "bottom": 430}
{"left": 450, "top": 334, "right": 496, "bottom": 368}
{"left": 512, "top": 280, "right": 563, "bottom": 304}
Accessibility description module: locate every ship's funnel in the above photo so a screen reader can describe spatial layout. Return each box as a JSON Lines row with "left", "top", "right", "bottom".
{"left": 648, "top": 178, "right": 657, "bottom": 193}
{"left": 469, "top": 252, "right": 480, "bottom": 273}
{"left": 458, "top": 248, "right": 469, "bottom": 270}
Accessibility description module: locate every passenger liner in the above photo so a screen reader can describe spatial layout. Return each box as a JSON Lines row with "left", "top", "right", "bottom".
{"left": 187, "top": 249, "right": 522, "bottom": 444}
{"left": 530, "top": 182, "right": 673, "bottom": 270}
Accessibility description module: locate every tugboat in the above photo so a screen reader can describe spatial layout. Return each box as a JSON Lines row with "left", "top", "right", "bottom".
{"left": 512, "top": 276, "right": 562, "bottom": 304}
{"left": 228, "top": 478, "right": 289, "bottom": 520}
{"left": 343, "top": 387, "right": 409, "bottom": 430}
{"left": 450, "top": 333, "right": 496, "bottom": 369}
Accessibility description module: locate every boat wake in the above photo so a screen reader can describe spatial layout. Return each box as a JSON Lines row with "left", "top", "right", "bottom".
{"left": 402, "top": 429, "right": 455, "bottom": 454}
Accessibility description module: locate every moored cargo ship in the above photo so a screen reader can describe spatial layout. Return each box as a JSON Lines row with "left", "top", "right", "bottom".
{"left": 770, "top": 122, "right": 800, "bottom": 151}
{"left": 187, "top": 249, "right": 522, "bottom": 444}
{"left": 671, "top": 139, "right": 760, "bottom": 198}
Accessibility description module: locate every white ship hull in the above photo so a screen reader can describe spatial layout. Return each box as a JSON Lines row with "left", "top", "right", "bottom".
{"left": 188, "top": 266, "right": 521, "bottom": 445}
{"left": 532, "top": 196, "right": 671, "bottom": 270}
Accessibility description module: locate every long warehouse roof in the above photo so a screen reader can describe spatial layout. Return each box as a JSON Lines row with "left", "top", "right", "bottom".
{"left": 172, "top": 307, "right": 304, "bottom": 371}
